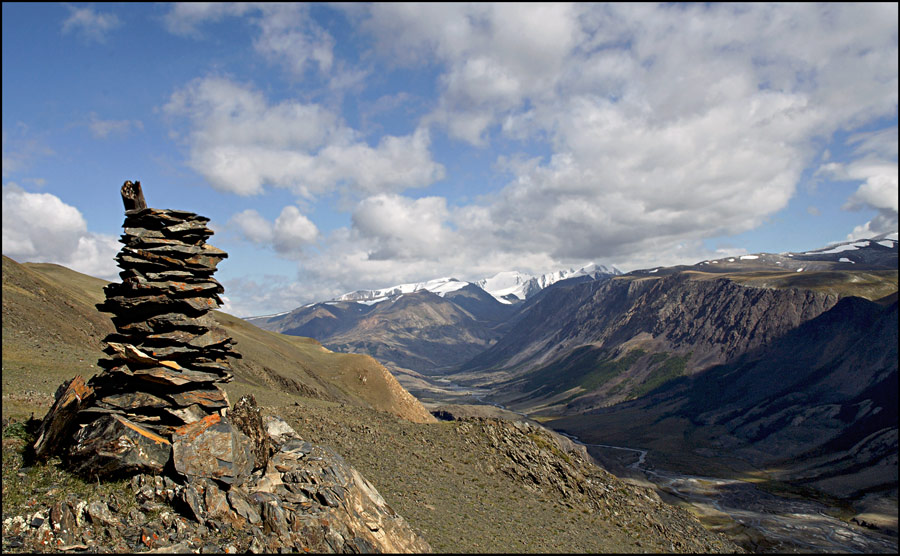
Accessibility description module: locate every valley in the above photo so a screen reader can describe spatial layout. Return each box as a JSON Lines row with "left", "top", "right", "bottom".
{"left": 249, "top": 234, "right": 898, "bottom": 553}
{"left": 416, "top": 377, "right": 899, "bottom": 553}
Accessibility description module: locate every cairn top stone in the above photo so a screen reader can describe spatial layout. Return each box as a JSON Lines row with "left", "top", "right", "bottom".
{"left": 121, "top": 180, "right": 146, "bottom": 212}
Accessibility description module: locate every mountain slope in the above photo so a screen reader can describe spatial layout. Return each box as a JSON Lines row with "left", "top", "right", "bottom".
{"left": 548, "top": 293, "right": 898, "bottom": 500}
{"left": 246, "top": 265, "right": 618, "bottom": 378}
{"left": 452, "top": 238, "right": 897, "bottom": 412}
{"left": 457, "top": 273, "right": 844, "bottom": 409}
{"left": 325, "top": 290, "right": 502, "bottom": 373}
{"left": 1, "top": 254, "right": 434, "bottom": 424}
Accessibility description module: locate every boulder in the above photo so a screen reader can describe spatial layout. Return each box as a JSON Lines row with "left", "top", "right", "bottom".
{"left": 172, "top": 414, "right": 254, "bottom": 486}
{"left": 67, "top": 414, "right": 171, "bottom": 477}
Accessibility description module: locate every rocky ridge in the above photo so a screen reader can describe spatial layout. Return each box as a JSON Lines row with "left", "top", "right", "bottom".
{"left": 3, "top": 410, "right": 429, "bottom": 553}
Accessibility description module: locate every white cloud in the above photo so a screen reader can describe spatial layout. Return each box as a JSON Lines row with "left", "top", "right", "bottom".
{"left": 183, "top": 4, "right": 898, "bottom": 313}
{"left": 361, "top": 2, "right": 898, "bottom": 264}
{"left": 163, "top": 3, "right": 333, "bottom": 78}
{"left": 252, "top": 3, "right": 334, "bottom": 75}
{"left": 818, "top": 127, "right": 899, "bottom": 239}
{"left": 227, "top": 206, "right": 319, "bottom": 259}
{"left": 162, "top": 3, "right": 252, "bottom": 37}
{"left": 88, "top": 112, "right": 143, "bottom": 139}
{"left": 164, "top": 77, "right": 444, "bottom": 198}
{"left": 1, "top": 183, "right": 119, "bottom": 279}
{"left": 219, "top": 276, "right": 320, "bottom": 318}
{"left": 228, "top": 209, "right": 274, "bottom": 244}
{"left": 61, "top": 5, "right": 121, "bottom": 43}
{"left": 352, "top": 194, "right": 456, "bottom": 261}
{"left": 273, "top": 206, "right": 318, "bottom": 257}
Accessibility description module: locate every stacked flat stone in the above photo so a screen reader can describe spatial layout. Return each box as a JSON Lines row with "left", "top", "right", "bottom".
{"left": 38, "top": 181, "right": 250, "bottom": 479}
{"left": 85, "top": 203, "right": 239, "bottom": 436}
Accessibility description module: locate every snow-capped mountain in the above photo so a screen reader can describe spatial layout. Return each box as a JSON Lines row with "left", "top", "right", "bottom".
{"left": 333, "top": 263, "right": 622, "bottom": 306}
{"left": 335, "top": 277, "right": 471, "bottom": 304}
{"left": 477, "top": 263, "right": 622, "bottom": 304}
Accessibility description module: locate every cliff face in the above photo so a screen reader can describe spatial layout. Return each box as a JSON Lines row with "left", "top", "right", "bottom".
{"left": 459, "top": 274, "right": 840, "bottom": 407}
{"left": 685, "top": 296, "right": 899, "bottom": 498}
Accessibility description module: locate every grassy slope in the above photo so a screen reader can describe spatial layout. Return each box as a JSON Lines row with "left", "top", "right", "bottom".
{"left": 2, "top": 257, "right": 115, "bottom": 418}
{"left": 1, "top": 255, "right": 433, "bottom": 424}
{"left": 279, "top": 399, "right": 739, "bottom": 553}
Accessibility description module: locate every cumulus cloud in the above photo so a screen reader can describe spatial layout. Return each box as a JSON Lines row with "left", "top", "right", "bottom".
{"left": 360, "top": 2, "right": 898, "bottom": 264}
{"left": 837, "top": 132, "right": 898, "bottom": 240}
{"left": 229, "top": 209, "right": 274, "bottom": 244}
{"left": 164, "top": 76, "right": 444, "bottom": 198}
{"left": 161, "top": 3, "right": 255, "bottom": 37}
{"left": 368, "top": 3, "right": 581, "bottom": 144}
{"left": 61, "top": 4, "right": 121, "bottom": 43}
{"left": 182, "top": 4, "right": 898, "bottom": 313}
{"left": 352, "top": 194, "right": 456, "bottom": 261}
{"left": 273, "top": 206, "right": 319, "bottom": 257}
{"left": 228, "top": 206, "right": 319, "bottom": 258}
{"left": 2, "top": 183, "right": 119, "bottom": 279}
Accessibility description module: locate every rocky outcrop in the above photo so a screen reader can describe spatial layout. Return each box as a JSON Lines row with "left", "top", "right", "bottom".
{"left": 465, "top": 418, "right": 743, "bottom": 553}
{"left": 5, "top": 410, "right": 430, "bottom": 553}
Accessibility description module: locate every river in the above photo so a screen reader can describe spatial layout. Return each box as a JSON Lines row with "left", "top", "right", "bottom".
{"left": 557, "top": 432, "right": 898, "bottom": 553}
{"left": 425, "top": 379, "right": 898, "bottom": 553}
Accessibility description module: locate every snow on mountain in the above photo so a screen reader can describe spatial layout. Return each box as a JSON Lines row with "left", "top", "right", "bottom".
{"left": 804, "top": 232, "right": 898, "bottom": 255}
{"left": 477, "top": 263, "right": 621, "bottom": 304}
{"left": 331, "top": 263, "right": 622, "bottom": 306}
{"left": 334, "top": 277, "right": 470, "bottom": 304}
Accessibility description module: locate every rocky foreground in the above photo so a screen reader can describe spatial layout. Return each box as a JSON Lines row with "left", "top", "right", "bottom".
{"left": 3, "top": 406, "right": 429, "bottom": 553}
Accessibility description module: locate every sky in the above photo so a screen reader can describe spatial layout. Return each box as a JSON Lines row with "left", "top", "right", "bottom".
{"left": 2, "top": 3, "right": 898, "bottom": 317}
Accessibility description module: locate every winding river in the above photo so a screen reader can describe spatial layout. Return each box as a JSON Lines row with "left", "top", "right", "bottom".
{"left": 556, "top": 432, "right": 898, "bottom": 554}
{"left": 429, "top": 380, "right": 898, "bottom": 553}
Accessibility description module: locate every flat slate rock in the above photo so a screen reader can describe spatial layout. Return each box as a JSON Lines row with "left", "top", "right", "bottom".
{"left": 172, "top": 414, "right": 253, "bottom": 486}
{"left": 67, "top": 414, "right": 172, "bottom": 478}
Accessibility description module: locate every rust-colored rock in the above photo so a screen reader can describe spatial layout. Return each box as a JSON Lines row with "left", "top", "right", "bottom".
{"left": 66, "top": 414, "right": 171, "bottom": 477}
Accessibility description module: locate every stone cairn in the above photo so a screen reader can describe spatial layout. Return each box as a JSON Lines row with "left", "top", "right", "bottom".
{"left": 29, "top": 182, "right": 431, "bottom": 552}
{"left": 33, "top": 180, "right": 251, "bottom": 482}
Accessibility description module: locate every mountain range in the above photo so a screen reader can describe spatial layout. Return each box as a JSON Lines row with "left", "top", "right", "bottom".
{"left": 245, "top": 263, "right": 622, "bottom": 376}
{"left": 246, "top": 234, "right": 898, "bottom": 512}
{"left": 3, "top": 231, "right": 897, "bottom": 551}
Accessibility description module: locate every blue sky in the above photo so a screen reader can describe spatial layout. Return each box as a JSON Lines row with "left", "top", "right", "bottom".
{"left": 3, "top": 3, "right": 897, "bottom": 317}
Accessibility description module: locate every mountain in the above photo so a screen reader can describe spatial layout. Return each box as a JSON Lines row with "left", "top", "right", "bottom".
{"left": 246, "top": 263, "right": 620, "bottom": 379}
{"left": 453, "top": 236, "right": 898, "bottom": 412}
{"left": 548, "top": 293, "right": 898, "bottom": 500}
{"left": 335, "top": 276, "right": 472, "bottom": 303}
{"left": 476, "top": 263, "right": 622, "bottom": 303}
{"left": 457, "top": 272, "right": 843, "bottom": 409}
